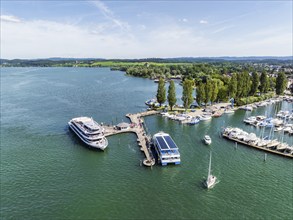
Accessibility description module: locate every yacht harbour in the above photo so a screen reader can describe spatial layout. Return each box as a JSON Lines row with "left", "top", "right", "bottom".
{"left": 222, "top": 127, "right": 293, "bottom": 158}
{"left": 1, "top": 67, "right": 292, "bottom": 220}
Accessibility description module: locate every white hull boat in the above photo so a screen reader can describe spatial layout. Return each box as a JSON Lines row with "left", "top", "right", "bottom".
{"left": 68, "top": 117, "right": 108, "bottom": 150}
{"left": 204, "top": 135, "right": 212, "bottom": 145}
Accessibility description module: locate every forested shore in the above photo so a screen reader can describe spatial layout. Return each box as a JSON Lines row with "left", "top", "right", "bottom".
{"left": 1, "top": 58, "right": 292, "bottom": 105}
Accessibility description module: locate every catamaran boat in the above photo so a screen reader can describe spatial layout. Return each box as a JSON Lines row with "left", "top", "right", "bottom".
{"left": 204, "top": 135, "right": 212, "bottom": 145}
{"left": 153, "top": 132, "right": 181, "bottom": 166}
{"left": 205, "top": 152, "right": 217, "bottom": 189}
{"left": 68, "top": 117, "right": 108, "bottom": 150}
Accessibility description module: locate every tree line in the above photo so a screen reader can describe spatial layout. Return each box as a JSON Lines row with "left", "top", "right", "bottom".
{"left": 156, "top": 71, "right": 288, "bottom": 111}
{"left": 156, "top": 78, "right": 194, "bottom": 111}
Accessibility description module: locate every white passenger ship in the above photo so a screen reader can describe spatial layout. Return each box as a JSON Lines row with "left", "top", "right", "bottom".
{"left": 153, "top": 132, "right": 180, "bottom": 165}
{"left": 68, "top": 117, "right": 108, "bottom": 150}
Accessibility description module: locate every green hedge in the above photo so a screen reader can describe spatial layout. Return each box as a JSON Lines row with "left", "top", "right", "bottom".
{"left": 235, "top": 92, "right": 275, "bottom": 106}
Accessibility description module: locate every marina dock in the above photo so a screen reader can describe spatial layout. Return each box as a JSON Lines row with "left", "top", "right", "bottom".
{"left": 102, "top": 110, "right": 158, "bottom": 166}
{"left": 222, "top": 128, "right": 293, "bottom": 158}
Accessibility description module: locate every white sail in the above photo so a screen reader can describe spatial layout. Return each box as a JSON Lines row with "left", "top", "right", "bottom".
{"left": 205, "top": 151, "right": 217, "bottom": 189}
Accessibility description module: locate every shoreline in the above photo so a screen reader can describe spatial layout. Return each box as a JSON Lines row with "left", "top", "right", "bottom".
{"left": 156, "top": 96, "right": 290, "bottom": 123}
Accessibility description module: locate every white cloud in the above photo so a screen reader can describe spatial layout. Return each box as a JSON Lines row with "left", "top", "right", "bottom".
{"left": 1, "top": 15, "right": 21, "bottom": 23}
{"left": 90, "top": 0, "right": 130, "bottom": 31}
{"left": 199, "top": 20, "right": 208, "bottom": 24}
{"left": 1, "top": 14, "right": 291, "bottom": 59}
{"left": 90, "top": 0, "right": 112, "bottom": 15}
{"left": 0, "top": 17, "right": 139, "bottom": 59}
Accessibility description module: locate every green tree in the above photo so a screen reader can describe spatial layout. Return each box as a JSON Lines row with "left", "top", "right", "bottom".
{"left": 237, "top": 71, "right": 251, "bottom": 98}
{"left": 182, "top": 79, "right": 194, "bottom": 110}
{"left": 228, "top": 73, "right": 237, "bottom": 98}
{"left": 218, "top": 86, "right": 228, "bottom": 101}
{"left": 156, "top": 77, "right": 166, "bottom": 106}
{"left": 204, "top": 80, "right": 213, "bottom": 106}
{"left": 167, "top": 80, "right": 177, "bottom": 111}
{"left": 196, "top": 82, "right": 205, "bottom": 106}
{"left": 250, "top": 72, "right": 259, "bottom": 95}
{"left": 236, "top": 73, "right": 244, "bottom": 98}
{"left": 242, "top": 71, "right": 252, "bottom": 97}
{"left": 268, "top": 77, "right": 276, "bottom": 91}
{"left": 211, "top": 79, "right": 220, "bottom": 104}
{"left": 259, "top": 71, "right": 269, "bottom": 94}
{"left": 275, "top": 72, "right": 288, "bottom": 95}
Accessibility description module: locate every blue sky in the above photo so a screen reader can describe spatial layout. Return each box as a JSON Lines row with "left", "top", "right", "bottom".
{"left": 1, "top": 0, "right": 292, "bottom": 59}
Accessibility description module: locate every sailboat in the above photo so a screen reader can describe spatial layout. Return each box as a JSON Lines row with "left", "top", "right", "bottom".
{"left": 204, "top": 152, "right": 217, "bottom": 189}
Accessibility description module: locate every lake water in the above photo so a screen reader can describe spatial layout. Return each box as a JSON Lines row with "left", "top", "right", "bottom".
{"left": 1, "top": 67, "right": 292, "bottom": 219}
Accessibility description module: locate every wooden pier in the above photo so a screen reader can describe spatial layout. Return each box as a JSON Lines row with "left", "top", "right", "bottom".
{"left": 102, "top": 110, "right": 159, "bottom": 166}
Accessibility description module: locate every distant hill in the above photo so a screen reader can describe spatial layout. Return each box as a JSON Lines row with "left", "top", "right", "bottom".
{"left": 45, "top": 57, "right": 105, "bottom": 61}
{"left": 164, "top": 56, "right": 293, "bottom": 62}
{"left": 1, "top": 56, "right": 292, "bottom": 67}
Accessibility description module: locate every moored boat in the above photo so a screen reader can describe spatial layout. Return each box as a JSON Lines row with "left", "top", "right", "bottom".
{"left": 222, "top": 127, "right": 293, "bottom": 158}
{"left": 243, "top": 116, "right": 256, "bottom": 124}
{"left": 153, "top": 132, "right": 181, "bottom": 166}
{"left": 224, "top": 109, "right": 235, "bottom": 114}
{"left": 212, "top": 111, "right": 223, "bottom": 117}
{"left": 145, "top": 98, "right": 157, "bottom": 106}
{"left": 188, "top": 117, "right": 200, "bottom": 125}
{"left": 239, "top": 105, "right": 253, "bottom": 111}
{"left": 200, "top": 114, "right": 212, "bottom": 121}
{"left": 68, "top": 117, "right": 108, "bottom": 150}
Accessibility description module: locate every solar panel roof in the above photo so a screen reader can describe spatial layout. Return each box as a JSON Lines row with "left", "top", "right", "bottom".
{"left": 155, "top": 135, "right": 178, "bottom": 150}
{"left": 156, "top": 136, "right": 169, "bottom": 150}
{"left": 164, "top": 136, "right": 178, "bottom": 149}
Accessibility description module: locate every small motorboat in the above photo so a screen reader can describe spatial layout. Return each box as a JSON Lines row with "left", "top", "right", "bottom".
{"left": 204, "top": 135, "right": 212, "bottom": 145}
{"left": 188, "top": 117, "right": 200, "bottom": 125}
{"left": 200, "top": 114, "right": 212, "bottom": 121}
{"left": 224, "top": 109, "right": 235, "bottom": 114}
